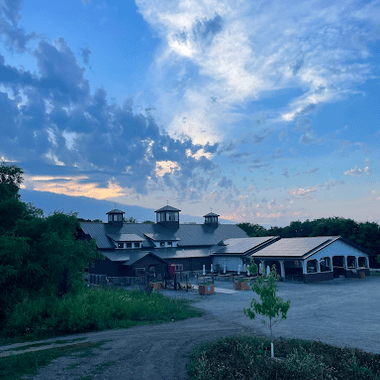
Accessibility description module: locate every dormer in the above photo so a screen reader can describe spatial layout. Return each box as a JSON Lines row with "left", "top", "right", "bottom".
{"left": 106, "top": 209, "right": 125, "bottom": 227}
{"left": 204, "top": 212, "right": 219, "bottom": 226}
{"left": 155, "top": 205, "right": 180, "bottom": 229}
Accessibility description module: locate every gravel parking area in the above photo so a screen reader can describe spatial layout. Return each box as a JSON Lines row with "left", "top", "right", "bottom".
{"left": 163, "top": 275, "right": 380, "bottom": 353}
{"left": 4, "top": 276, "right": 378, "bottom": 380}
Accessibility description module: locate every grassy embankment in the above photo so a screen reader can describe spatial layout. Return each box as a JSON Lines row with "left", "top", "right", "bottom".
{"left": 1, "top": 286, "right": 201, "bottom": 343}
{"left": 187, "top": 335, "right": 380, "bottom": 380}
{"left": 0, "top": 286, "right": 201, "bottom": 380}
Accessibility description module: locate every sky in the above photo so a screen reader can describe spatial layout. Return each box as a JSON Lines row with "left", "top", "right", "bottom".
{"left": 1, "top": 0, "right": 380, "bottom": 226}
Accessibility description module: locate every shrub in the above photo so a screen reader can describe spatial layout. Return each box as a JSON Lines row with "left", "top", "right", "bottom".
{"left": 1, "top": 287, "right": 201, "bottom": 339}
{"left": 187, "top": 335, "right": 380, "bottom": 380}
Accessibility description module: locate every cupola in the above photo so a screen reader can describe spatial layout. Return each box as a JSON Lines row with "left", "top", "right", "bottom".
{"left": 155, "top": 205, "right": 180, "bottom": 229}
{"left": 204, "top": 212, "right": 219, "bottom": 226}
{"left": 106, "top": 209, "right": 125, "bottom": 227}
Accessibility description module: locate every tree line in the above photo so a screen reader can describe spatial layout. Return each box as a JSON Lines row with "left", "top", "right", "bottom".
{"left": 238, "top": 218, "right": 380, "bottom": 266}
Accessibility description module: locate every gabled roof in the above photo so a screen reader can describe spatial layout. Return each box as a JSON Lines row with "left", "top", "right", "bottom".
{"left": 251, "top": 236, "right": 341, "bottom": 259}
{"left": 99, "top": 249, "right": 168, "bottom": 265}
{"left": 214, "top": 236, "right": 279, "bottom": 255}
{"left": 106, "top": 233, "right": 144, "bottom": 242}
{"left": 79, "top": 221, "right": 247, "bottom": 249}
{"left": 155, "top": 205, "right": 181, "bottom": 212}
{"left": 121, "top": 251, "right": 168, "bottom": 266}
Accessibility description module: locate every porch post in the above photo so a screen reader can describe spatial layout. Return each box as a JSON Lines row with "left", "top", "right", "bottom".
{"left": 302, "top": 260, "right": 307, "bottom": 275}
{"left": 329, "top": 257, "right": 333, "bottom": 271}
{"left": 279, "top": 260, "right": 285, "bottom": 281}
{"left": 343, "top": 256, "right": 348, "bottom": 270}
{"left": 316, "top": 259, "right": 321, "bottom": 273}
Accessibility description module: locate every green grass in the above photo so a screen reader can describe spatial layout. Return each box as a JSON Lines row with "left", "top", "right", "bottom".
{"left": 1, "top": 287, "right": 202, "bottom": 341}
{"left": 187, "top": 335, "right": 380, "bottom": 380}
{"left": 0, "top": 341, "right": 107, "bottom": 380}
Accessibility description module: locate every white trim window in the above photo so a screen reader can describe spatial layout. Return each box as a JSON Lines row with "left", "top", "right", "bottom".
{"left": 175, "top": 264, "right": 183, "bottom": 272}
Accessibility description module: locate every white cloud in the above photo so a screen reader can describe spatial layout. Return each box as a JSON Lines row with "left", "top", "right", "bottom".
{"left": 344, "top": 165, "right": 371, "bottom": 176}
{"left": 288, "top": 185, "right": 321, "bottom": 198}
{"left": 136, "top": 0, "right": 379, "bottom": 144}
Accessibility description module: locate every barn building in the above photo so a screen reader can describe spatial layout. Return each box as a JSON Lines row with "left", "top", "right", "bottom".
{"left": 78, "top": 205, "right": 372, "bottom": 283}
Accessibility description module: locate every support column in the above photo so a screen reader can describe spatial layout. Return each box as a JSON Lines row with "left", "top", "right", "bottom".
{"left": 259, "top": 260, "right": 265, "bottom": 275}
{"left": 302, "top": 260, "right": 308, "bottom": 275}
{"left": 354, "top": 257, "right": 358, "bottom": 269}
{"left": 329, "top": 257, "right": 333, "bottom": 271}
{"left": 343, "top": 256, "right": 348, "bottom": 270}
{"left": 279, "top": 260, "right": 285, "bottom": 281}
{"left": 316, "top": 259, "right": 321, "bottom": 273}
{"left": 365, "top": 257, "right": 369, "bottom": 269}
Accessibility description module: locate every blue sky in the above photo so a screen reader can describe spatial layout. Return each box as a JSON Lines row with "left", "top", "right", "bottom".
{"left": 1, "top": 0, "right": 380, "bottom": 225}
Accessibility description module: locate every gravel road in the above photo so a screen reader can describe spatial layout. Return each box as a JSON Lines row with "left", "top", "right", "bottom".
{"left": 3, "top": 276, "right": 379, "bottom": 380}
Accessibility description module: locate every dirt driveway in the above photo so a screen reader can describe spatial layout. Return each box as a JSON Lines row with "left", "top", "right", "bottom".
{"left": 2, "top": 276, "right": 379, "bottom": 380}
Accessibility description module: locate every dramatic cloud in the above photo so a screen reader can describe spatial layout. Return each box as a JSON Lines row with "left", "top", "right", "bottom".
{"left": 0, "top": 29, "right": 217, "bottom": 197}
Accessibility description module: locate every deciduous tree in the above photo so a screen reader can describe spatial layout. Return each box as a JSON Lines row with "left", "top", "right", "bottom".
{"left": 244, "top": 265, "right": 290, "bottom": 358}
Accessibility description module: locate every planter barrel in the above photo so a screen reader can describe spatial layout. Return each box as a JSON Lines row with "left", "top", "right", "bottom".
{"left": 150, "top": 282, "right": 162, "bottom": 291}
{"left": 198, "top": 284, "right": 215, "bottom": 295}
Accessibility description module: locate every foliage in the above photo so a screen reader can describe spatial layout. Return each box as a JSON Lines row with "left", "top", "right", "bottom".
{"left": 1, "top": 287, "right": 202, "bottom": 339}
{"left": 187, "top": 334, "right": 380, "bottom": 380}
{"left": 0, "top": 163, "right": 100, "bottom": 323}
{"left": 247, "top": 257, "right": 258, "bottom": 276}
{"left": 238, "top": 217, "right": 380, "bottom": 266}
{"left": 124, "top": 216, "right": 137, "bottom": 223}
{"left": 244, "top": 265, "right": 290, "bottom": 356}
{"left": 0, "top": 163, "right": 23, "bottom": 201}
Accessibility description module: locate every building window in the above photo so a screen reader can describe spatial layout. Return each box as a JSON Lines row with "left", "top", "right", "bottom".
{"left": 126, "top": 242, "right": 132, "bottom": 248}
{"left": 135, "top": 268, "right": 145, "bottom": 276}
{"left": 167, "top": 241, "right": 172, "bottom": 247}
{"left": 134, "top": 242, "right": 140, "bottom": 248}
{"left": 175, "top": 264, "right": 183, "bottom": 272}
{"left": 117, "top": 242, "right": 124, "bottom": 249}
{"left": 160, "top": 242, "right": 165, "bottom": 247}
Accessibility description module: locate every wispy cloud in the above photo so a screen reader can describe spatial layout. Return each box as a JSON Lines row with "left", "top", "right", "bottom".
{"left": 136, "top": 0, "right": 379, "bottom": 144}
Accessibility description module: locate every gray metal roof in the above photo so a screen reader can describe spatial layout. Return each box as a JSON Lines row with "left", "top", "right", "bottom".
{"left": 121, "top": 251, "right": 168, "bottom": 266}
{"left": 204, "top": 212, "right": 220, "bottom": 217}
{"left": 251, "top": 237, "right": 340, "bottom": 259}
{"left": 106, "top": 209, "right": 125, "bottom": 214}
{"left": 154, "top": 247, "right": 212, "bottom": 259}
{"left": 155, "top": 205, "right": 181, "bottom": 212}
{"left": 106, "top": 233, "right": 144, "bottom": 242}
{"left": 144, "top": 233, "right": 180, "bottom": 242}
{"left": 80, "top": 221, "right": 247, "bottom": 249}
{"left": 214, "top": 236, "right": 278, "bottom": 255}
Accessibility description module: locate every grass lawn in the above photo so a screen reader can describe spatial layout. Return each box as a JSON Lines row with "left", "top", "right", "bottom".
{"left": 0, "top": 341, "right": 108, "bottom": 380}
